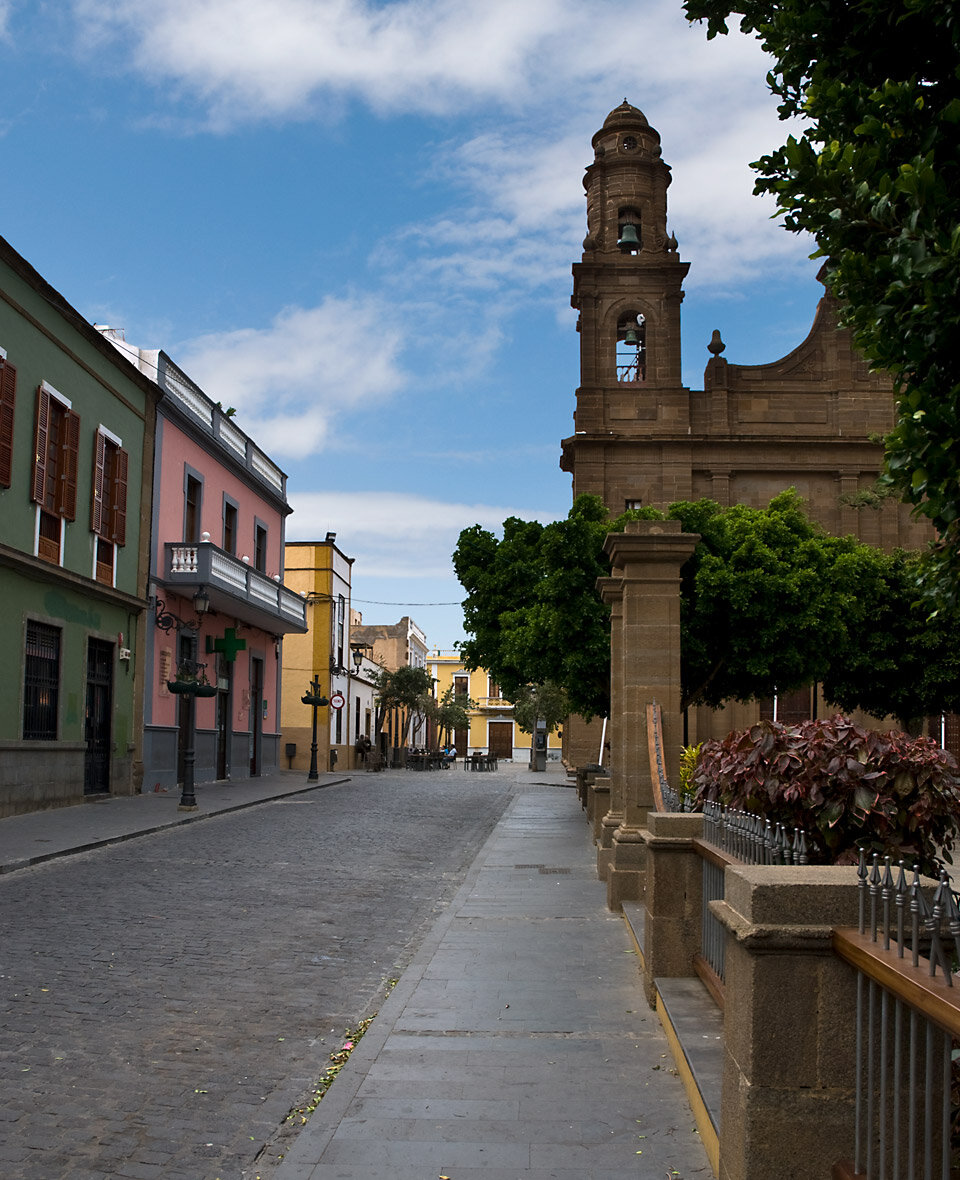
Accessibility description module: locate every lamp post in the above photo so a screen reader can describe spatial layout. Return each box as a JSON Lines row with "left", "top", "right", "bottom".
{"left": 167, "top": 657, "right": 217, "bottom": 810}
{"left": 301, "top": 675, "right": 328, "bottom": 782}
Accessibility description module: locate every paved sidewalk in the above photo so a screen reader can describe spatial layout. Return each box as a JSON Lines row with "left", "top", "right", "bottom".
{"left": 0, "top": 769, "right": 348, "bottom": 873}
{"left": 273, "top": 782, "right": 712, "bottom": 1180}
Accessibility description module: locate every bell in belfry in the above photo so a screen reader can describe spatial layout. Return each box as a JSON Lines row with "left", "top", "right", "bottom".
{"left": 618, "top": 223, "right": 641, "bottom": 250}
{"left": 622, "top": 325, "right": 642, "bottom": 347}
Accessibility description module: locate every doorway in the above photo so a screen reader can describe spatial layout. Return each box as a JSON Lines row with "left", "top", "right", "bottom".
{"left": 488, "top": 721, "right": 514, "bottom": 760}
{"left": 216, "top": 656, "right": 231, "bottom": 780}
{"left": 84, "top": 638, "right": 113, "bottom": 794}
{"left": 249, "top": 656, "right": 263, "bottom": 776}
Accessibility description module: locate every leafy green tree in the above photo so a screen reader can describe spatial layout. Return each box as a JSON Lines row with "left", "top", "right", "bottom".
{"left": 511, "top": 681, "right": 571, "bottom": 736}
{"left": 820, "top": 549, "right": 960, "bottom": 730}
{"left": 454, "top": 489, "right": 960, "bottom": 723}
{"left": 430, "top": 685, "right": 476, "bottom": 749}
{"left": 370, "top": 664, "right": 435, "bottom": 747}
{"left": 683, "top": 0, "right": 960, "bottom": 604}
{"left": 669, "top": 491, "right": 882, "bottom": 710}
{"left": 454, "top": 496, "right": 649, "bottom": 717}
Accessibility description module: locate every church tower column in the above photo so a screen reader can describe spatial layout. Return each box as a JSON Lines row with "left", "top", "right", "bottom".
{"left": 560, "top": 101, "right": 691, "bottom": 514}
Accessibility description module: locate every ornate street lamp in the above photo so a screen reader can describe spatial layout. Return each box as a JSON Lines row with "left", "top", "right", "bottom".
{"left": 167, "top": 658, "right": 217, "bottom": 810}
{"left": 301, "top": 675, "right": 329, "bottom": 782}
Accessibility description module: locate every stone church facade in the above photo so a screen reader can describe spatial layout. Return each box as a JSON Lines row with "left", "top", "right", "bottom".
{"left": 559, "top": 102, "right": 931, "bottom": 757}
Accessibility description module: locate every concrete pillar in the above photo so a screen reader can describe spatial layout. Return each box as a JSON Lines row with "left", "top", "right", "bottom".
{"left": 714, "top": 866, "right": 860, "bottom": 1180}
{"left": 595, "top": 577, "right": 623, "bottom": 880}
{"left": 602, "top": 520, "right": 698, "bottom": 909}
{"left": 640, "top": 811, "right": 705, "bottom": 1007}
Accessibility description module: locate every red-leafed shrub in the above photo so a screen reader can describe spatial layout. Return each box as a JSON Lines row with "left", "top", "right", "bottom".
{"left": 692, "top": 715, "right": 960, "bottom": 876}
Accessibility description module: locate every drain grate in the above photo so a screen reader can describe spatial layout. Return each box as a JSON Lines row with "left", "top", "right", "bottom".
{"left": 539, "top": 867, "right": 571, "bottom": 875}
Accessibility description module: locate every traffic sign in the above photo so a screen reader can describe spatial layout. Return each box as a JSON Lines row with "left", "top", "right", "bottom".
{"left": 330, "top": 691, "right": 345, "bottom": 710}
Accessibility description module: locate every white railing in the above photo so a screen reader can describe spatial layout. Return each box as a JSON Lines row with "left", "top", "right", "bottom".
{"left": 164, "top": 369, "right": 214, "bottom": 427}
{"left": 163, "top": 542, "right": 306, "bottom": 630}
{"left": 217, "top": 415, "right": 247, "bottom": 459}
{"left": 170, "top": 545, "right": 199, "bottom": 574}
{"left": 250, "top": 448, "right": 283, "bottom": 493}
{"left": 210, "top": 549, "right": 247, "bottom": 593}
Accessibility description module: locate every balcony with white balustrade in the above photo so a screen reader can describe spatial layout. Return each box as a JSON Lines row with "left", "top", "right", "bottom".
{"left": 161, "top": 541, "right": 307, "bottom": 634}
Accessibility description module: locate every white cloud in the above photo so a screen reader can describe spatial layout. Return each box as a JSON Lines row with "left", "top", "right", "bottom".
{"left": 70, "top": 1, "right": 770, "bottom": 124}
{"left": 287, "top": 490, "right": 556, "bottom": 579}
{"left": 173, "top": 296, "right": 408, "bottom": 460}
{"left": 69, "top": 0, "right": 809, "bottom": 289}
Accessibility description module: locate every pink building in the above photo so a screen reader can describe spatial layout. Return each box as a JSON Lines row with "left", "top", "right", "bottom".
{"left": 110, "top": 344, "right": 307, "bottom": 790}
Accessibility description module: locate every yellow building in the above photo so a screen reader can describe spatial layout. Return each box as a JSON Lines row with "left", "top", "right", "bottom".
{"left": 427, "top": 652, "right": 563, "bottom": 762}
{"left": 281, "top": 535, "right": 361, "bottom": 774}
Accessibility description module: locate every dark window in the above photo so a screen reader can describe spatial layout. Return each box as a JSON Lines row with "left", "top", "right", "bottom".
{"left": 184, "top": 474, "right": 202, "bottom": 543}
{"left": 336, "top": 594, "right": 345, "bottom": 668}
{"left": 254, "top": 522, "right": 268, "bottom": 572}
{"left": 0, "top": 355, "right": 16, "bottom": 488}
{"left": 32, "top": 386, "right": 80, "bottom": 563}
{"left": 454, "top": 675, "right": 468, "bottom": 698}
{"left": 23, "top": 621, "right": 60, "bottom": 740}
{"left": 95, "top": 537, "right": 114, "bottom": 585}
{"left": 223, "top": 500, "right": 238, "bottom": 554}
{"left": 91, "top": 430, "right": 128, "bottom": 549}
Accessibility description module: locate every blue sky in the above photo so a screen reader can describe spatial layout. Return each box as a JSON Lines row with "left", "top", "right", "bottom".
{"left": 0, "top": 0, "right": 822, "bottom": 650}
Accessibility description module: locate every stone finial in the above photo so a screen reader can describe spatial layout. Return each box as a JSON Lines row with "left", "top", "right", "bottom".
{"left": 708, "top": 329, "right": 726, "bottom": 357}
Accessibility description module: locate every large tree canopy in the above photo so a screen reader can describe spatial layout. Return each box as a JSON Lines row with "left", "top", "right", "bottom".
{"left": 820, "top": 548, "right": 960, "bottom": 728}
{"left": 454, "top": 491, "right": 960, "bottom": 723}
{"left": 453, "top": 496, "right": 644, "bottom": 717}
{"left": 684, "top": 0, "right": 960, "bottom": 604}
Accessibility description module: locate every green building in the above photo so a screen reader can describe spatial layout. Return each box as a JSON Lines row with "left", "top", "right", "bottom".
{"left": 0, "top": 236, "right": 160, "bottom": 815}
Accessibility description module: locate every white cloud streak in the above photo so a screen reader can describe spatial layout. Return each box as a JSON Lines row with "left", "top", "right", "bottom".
{"left": 287, "top": 490, "right": 556, "bottom": 579}
{"left": 72, "top": 0, "right": 813, "bottom": 458}
{"left": 174, "top": 296, "right": 408, "bottom": 460}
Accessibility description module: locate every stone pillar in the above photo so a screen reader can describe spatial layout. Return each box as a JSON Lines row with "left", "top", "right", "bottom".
{"left": 602, "top": 520, "right": 698, "bottom": 909}
{"left": 714, "top": 866, "right": 860, "bottom": 1180}
{"left": 595, "top": 577, "right": 623, "bottom": 880}
{"left": 640, "top": 811, "right": 705, "bottom": 1007}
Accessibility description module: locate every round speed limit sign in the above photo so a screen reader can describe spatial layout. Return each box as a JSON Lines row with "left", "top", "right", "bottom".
{"left": 329, "top": 691, "right": 345, "bottom": 710}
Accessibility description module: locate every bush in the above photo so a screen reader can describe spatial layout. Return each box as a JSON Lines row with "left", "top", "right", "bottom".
{"left": 692, "top": 715, "right": 960, "bottom": 877}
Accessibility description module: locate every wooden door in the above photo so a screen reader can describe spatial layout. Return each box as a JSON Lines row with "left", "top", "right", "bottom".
{"left": 488, "top": 722, "right": 513, "bottom": 760}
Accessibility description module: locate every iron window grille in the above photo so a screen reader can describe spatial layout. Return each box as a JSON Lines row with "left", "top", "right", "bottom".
{"left": 23, "top": 621, "right": 60, "bottom": 740}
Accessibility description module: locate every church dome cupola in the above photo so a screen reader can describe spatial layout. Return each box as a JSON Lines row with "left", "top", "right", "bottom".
{"left": 582, "top": 100, "right": 674, "bottom": 258}
{"left": 593, "top": 100, "right": 662, "bottom": 161}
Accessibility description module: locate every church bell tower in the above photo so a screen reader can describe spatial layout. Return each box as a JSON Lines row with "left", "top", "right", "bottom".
{"left": 560, "top": 101, "right": 691, "bottom": 510}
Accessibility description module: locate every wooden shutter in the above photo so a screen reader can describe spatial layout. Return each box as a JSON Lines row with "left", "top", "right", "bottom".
{"left": 110, "top": 446, "right": 128, "bottom": 546}
{"left": 58, "top": 409, "right": 80, "bottom": 520}
{"left": 0, "top": 359, "right": 15, "bottom": 488}
{"left": 31, "top": 385, "right": 50, "bottom": 505}
{"left": 91, "top": 430, "right": 106, "bottom": 535}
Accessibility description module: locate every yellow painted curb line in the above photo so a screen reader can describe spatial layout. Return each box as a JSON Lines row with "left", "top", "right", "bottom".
{"left": 655, "top": 990, "right": 720, "bottom": 1178}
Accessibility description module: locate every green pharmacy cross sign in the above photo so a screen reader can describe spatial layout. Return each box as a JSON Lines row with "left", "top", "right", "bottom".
{"left": 206, "top": 628, "right": 247, "bottom": 663}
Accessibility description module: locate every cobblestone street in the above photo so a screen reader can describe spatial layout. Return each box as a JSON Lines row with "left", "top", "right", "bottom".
{"left": 0, "top": 771, "right": 514, "bottom": 1179}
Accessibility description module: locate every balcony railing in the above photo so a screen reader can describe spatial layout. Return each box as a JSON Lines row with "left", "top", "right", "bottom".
{"left": 162, "top": 542, "right": 307, "bottom": 634}
{"left": 157, "top": 353, "right": 286, "bottom": 498}
{"left": 477, "top": 696, "right": 512, "bottom": 710}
